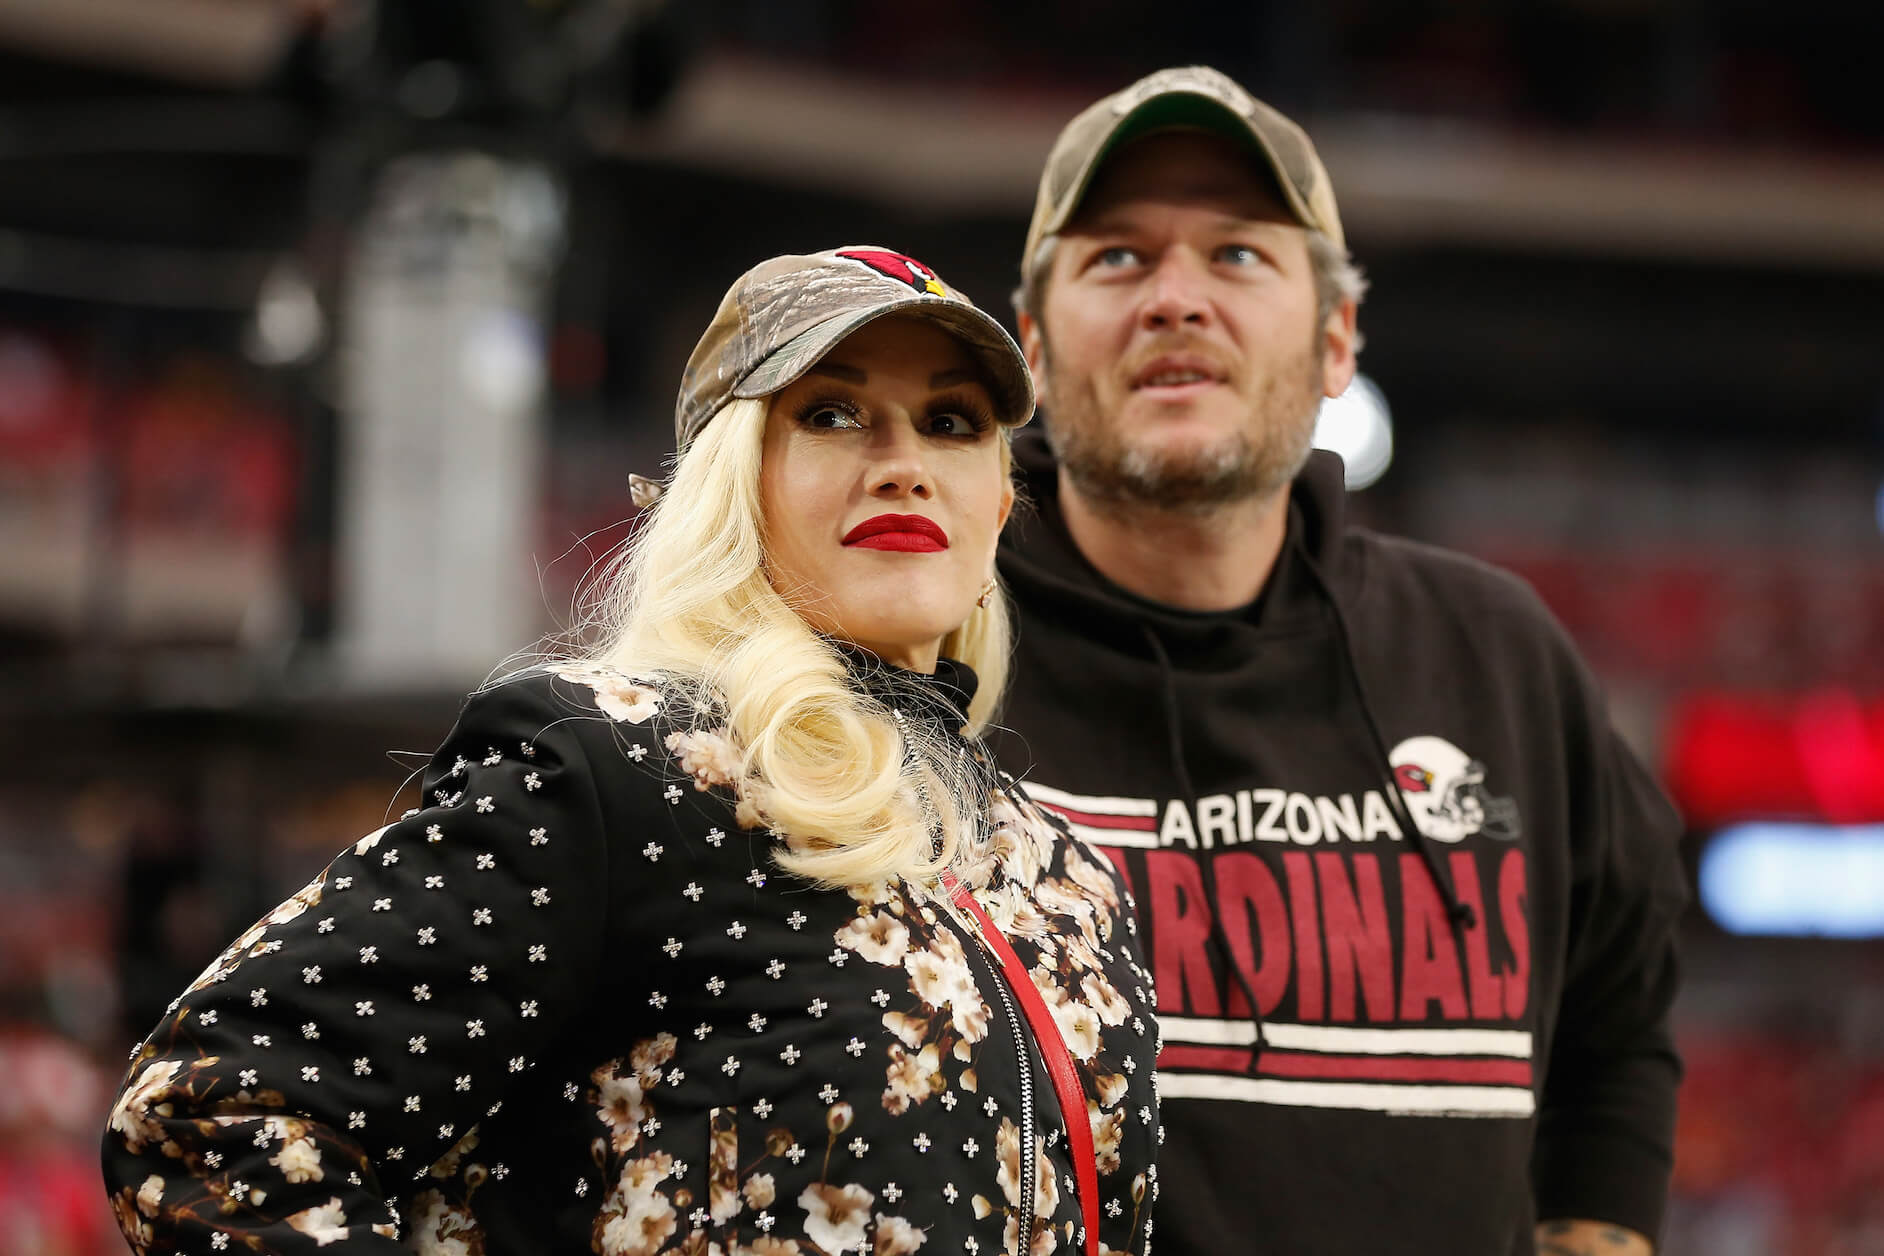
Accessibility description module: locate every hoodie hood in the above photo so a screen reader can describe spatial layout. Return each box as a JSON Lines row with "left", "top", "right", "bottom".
{"left": 1000, "top": 426, "right": 1353, "bottom": 647}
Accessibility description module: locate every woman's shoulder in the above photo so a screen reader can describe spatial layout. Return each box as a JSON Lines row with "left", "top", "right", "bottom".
{"left": 460, "top": 663, "right": 742, "bottom": 809}
{"left": 465, "top": 663, "right": 701, "bottom": 752}
{"left": 476, "top": 659, "right": 672, "bottom": 725}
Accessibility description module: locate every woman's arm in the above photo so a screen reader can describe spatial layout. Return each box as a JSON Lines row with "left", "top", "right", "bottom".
{"left": 103, "top": 675, "right": 617, "bottom": 1253}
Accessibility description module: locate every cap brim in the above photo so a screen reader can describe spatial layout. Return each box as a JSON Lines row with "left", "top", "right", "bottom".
{"left": 1053, "top": 91, "right": 1319, "bottom": 245}
{"left": 733, "top": 297, "right": 1035, "bottom": 427}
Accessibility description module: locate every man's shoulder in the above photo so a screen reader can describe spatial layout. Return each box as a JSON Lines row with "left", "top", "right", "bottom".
{"left": 1343, "top": 526, "right": 1562, "bottom": 632}
{"left": 1331, "top": 526, "right": 1606, "bottom": 700}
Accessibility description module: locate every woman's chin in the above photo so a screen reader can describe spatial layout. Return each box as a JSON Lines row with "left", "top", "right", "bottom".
{"left": 826, "top": 622, "right": 961, "bottom": 671}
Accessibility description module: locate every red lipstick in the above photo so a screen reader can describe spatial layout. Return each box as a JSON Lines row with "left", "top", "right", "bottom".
{"left": 842, "top": 513, "right": 949, "bottom": 552}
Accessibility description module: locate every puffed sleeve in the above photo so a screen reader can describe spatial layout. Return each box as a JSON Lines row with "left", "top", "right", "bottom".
{"left": 102, "top": 672, "right": 621, "bottom": 1253}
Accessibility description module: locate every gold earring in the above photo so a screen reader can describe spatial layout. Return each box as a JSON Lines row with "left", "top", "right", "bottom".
{"left": 977, "top": 577, "right": 997, "bottom": 609}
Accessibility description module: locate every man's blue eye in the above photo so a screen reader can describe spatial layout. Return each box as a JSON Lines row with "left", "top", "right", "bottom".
{"left": 1097, "top": 247, "right": 1139, "bottom": 268}
{"left": 1219, "top": 244, "right": 1260, "bottom": 265}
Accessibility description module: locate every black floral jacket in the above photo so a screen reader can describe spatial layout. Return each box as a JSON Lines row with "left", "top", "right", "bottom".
{"left": 103, "top": 661, "right": 1162, "bottom": 1256}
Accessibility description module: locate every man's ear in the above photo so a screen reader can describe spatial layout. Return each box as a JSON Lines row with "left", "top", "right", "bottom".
{"left": 1321, "top": 298, "right": 1359, "bottom": 399}
{"left": 1018, "top": 311, "right": 1049, "bottom": 407}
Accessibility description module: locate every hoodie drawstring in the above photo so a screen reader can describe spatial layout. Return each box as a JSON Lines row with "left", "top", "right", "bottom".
{"left": 1130, "top": 541, "right": 1480, "bottom": 1078}
{"left": 1294, "top": 545, "right": 1479, "bottom": 938}
{"left": 1140, "top": 625, "right": 1271, "bottom": 1074}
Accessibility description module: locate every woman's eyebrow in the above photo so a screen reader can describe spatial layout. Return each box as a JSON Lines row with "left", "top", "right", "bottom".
{"left": 929, "top": 368, "right": 980, "bottom": 388}
{"left": 808, "top": 362, "right": 866, "bottom": 383}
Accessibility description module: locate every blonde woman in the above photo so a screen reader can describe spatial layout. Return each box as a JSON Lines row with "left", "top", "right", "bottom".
{"left": 104, "top": 247, "right": 1161, "bottom": 1256}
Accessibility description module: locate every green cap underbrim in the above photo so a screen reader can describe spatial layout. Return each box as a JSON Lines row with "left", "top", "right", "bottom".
{"left": 1055, "top": 92, "right": 1309, "bottom": 240}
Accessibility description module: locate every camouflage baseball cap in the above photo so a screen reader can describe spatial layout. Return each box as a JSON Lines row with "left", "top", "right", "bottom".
{"left": 1021, "top": 65, "right": 1343, "bottom": 287}
{"left": 674, "top": 246, "right": 1034, "bottom": 450}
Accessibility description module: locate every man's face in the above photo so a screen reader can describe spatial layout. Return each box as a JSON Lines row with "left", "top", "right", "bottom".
{"left": 1022, "top": 130, "right": 1356, "bottom": 513}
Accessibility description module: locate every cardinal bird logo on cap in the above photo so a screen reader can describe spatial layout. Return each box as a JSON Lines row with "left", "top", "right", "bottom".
{"left": 837, "top": 248, "right": 949, "bottom": 297}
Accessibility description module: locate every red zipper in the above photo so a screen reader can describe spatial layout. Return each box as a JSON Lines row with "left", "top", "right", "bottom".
{"left": 943, "top": 871, "right": 1101, "bottom": 1256}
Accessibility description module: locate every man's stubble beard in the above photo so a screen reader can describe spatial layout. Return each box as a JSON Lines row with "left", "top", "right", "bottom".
{"left": 1044, "top": 336, "right": 1325, "bottom": 519}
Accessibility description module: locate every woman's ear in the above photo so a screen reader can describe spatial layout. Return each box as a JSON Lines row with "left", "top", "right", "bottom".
{"left": 997, "top": 480, "right": 1015, "bottom": 531}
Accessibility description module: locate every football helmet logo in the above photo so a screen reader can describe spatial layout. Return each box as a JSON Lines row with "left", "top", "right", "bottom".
{"left": 1390, "top": 735, "right": 1522, "bottom": 843}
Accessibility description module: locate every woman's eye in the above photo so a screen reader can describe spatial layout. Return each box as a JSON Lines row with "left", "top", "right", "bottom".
{"left": 804, "top": 405, "right": 861, "bottom": 430}
{"left": 929, "top": 413, "right": 974, "bottom": 436}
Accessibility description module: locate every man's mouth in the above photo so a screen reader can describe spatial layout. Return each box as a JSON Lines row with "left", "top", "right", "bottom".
{"left": 1139, "top": 369, "right": 1214, "bottom": 387}
{"left": 1129, "top": 356, "right": 1227, "bottom": 393}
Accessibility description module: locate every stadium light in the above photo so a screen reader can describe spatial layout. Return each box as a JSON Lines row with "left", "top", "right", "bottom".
{"left": 1313, "top": 372, "right": 1393, "bottom": 490}
{"left": 244, "top": 258, "right": 325, "bottom": 367}
{"left": 1699, "top": 821, "right": 1884, "bottom": 938}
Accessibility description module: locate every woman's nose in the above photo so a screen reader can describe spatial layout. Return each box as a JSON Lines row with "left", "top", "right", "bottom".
{"left": 866, "top": 420, "right": 931, "bottom": 499}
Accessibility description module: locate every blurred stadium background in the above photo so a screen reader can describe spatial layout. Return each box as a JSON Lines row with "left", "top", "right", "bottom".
{"left": 1, "top": 1, "right": 1881, "bottom": 1251}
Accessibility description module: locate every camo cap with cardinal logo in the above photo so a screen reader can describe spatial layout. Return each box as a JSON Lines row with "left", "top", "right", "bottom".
{"left": 673, "top": 246, "right": 1034, "bottom": 450}
{"left": 1021, "top": 65, "right": 1344, "bottom": 287}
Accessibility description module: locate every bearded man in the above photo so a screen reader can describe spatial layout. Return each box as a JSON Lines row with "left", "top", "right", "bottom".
{"left": 990, "top": 65, "right": 1686, "bottom": 1255}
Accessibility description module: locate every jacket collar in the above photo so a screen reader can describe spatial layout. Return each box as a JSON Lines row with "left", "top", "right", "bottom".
{"left": 827, "top": 639, "right": 980, "bottom": 736}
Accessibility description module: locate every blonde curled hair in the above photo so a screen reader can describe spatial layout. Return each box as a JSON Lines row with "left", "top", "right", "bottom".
{"left": 577, "top": 397, "right": 1012, "bottom": 889}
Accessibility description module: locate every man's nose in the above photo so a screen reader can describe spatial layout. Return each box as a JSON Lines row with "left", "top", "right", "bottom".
{"left": 1140, "top": 251, "right": 1212, "bottom": 331}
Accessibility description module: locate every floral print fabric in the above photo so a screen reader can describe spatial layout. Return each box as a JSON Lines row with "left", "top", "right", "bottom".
{"left": 103, "top": 665, "right": 1161, "bottom": 1255}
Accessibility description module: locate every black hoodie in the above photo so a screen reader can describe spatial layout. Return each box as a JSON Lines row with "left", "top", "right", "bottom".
{"left": 991, "top": 430, "right": 1686, "bottom": 1254}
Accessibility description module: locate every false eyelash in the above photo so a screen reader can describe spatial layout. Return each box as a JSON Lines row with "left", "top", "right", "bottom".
{"left": 791, "top": 392, "right": 865, "bottom": 428}
{"left": 926, "top": 391, "right": 997, "bottom": 435}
